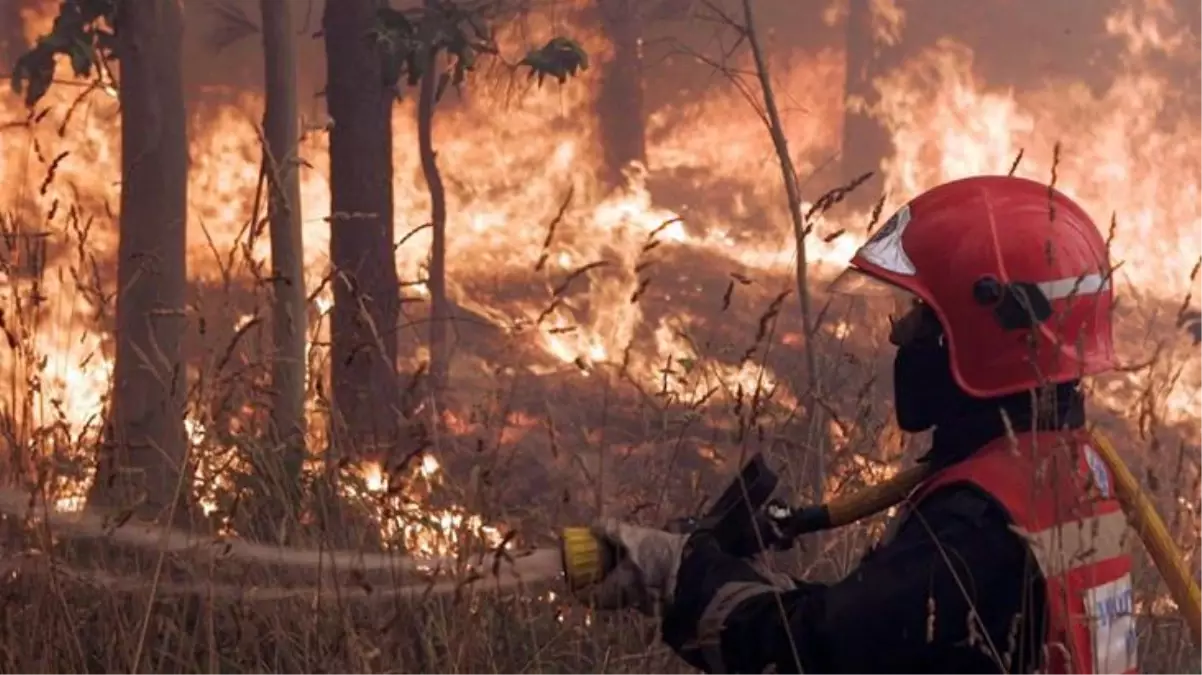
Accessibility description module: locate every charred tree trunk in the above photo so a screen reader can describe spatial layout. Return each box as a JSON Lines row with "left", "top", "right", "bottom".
{"left": 90, "top": 0, "right": 190, "bottom": 522}
{"left": 323, "top": 0, "right": 400, "bottom": 464}
{"left": 417, "top": 43, "right": 449, "bottom": 403}
{"left": 258, "top": 0, "right": 306, "bottom": 539}
{"left": 840, "top": 0, "right": 893, "bottom": 210}
{"left": 596, "top": 0, "right": 646, "bottom": 189}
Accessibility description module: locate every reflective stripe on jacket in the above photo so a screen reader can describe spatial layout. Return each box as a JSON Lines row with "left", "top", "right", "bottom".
{"left": 910, "top": 429, "right": 1138, "bottom": 674}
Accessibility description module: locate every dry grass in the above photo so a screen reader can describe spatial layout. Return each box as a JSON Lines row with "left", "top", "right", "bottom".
{"left": 0, "top": 74, "right": 1198, "bottom": 675}
{"left": 0, "top": 198, "right": 1194, "bottom": 673}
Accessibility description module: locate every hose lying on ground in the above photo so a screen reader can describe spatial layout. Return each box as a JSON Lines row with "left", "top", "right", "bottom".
{"left": 0, "top": 487, "right": 455, "bottom": 574}
{"left": 2, "top": 547, "right": 567, "bottom": 602}
{"left": 0, "top": 485, "right": 571, "bottom": 601}
{"left": 0, "top": 428, "right": 1195, "bottom": 645}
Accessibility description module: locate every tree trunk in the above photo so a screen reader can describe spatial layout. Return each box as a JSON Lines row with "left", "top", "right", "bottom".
{"left": 596, "top": 0, "right": 646, "bottom": 189}
{"left": 0, "top": 0, "right": 26, "bottom": 68}
{"left": 840, "top": 0, "right": 893, "bottom": 210}
{"left": 258, "top": 0, "right": 306, "bottom": 539}
{"left": 417, "top": 43, "right": 449, "bottom": 403}
{"left": 323, "top": 0, "right": 401, "bottom": 464}
{"left": 90, "top": 0, "right": 190, "bottom": 522}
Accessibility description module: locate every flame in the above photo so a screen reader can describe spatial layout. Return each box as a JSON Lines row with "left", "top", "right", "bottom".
{"left": 0, "top": 0, "right": 1198, "bottom": 558}
{"left": 869, "top": 0, "right": 906, "bottom": 47}
{"left": 345, "top": 455, "right": 502, "bottom": 559}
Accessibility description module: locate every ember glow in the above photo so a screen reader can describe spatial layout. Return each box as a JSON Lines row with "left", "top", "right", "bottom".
{"left": 0, "top": 0, "right": 1198, "bottom": 558}
{"left": 344, "top": 454, "right": 503, "bottom": 559}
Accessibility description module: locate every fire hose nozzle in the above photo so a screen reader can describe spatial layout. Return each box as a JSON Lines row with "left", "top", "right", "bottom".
{"left": 559, "top": 441, "right": 1200, "bottom": 652}
{"left": 560, "top": 454, "right": 781, "bottom": 590}
{"left": 560, "top": 526, "right": 612, "bottom": 590}
{"left": 558, "top": 458, "right": 927, "bottom": 592}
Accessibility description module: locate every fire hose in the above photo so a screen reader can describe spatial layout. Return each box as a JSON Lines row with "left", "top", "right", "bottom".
{"left": 0, "top": 429, "right": 1194, "bottom": 649}
{"left": 560, "top": 430, "right": 1202, "bottom": 649}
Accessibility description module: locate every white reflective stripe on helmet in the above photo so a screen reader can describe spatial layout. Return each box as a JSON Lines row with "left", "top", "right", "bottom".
{"left": 1035, "top": 273, "right": 1111, "bottom": 301}
{"left": 857, "top": 204, "right": 917, "bottom": 276}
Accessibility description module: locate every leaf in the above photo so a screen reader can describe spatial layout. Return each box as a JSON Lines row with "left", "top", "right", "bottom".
{"left": 10, "top": 0, "right": 118, "bottom": 107}
{"left": 68, "top": 39, "right": 94, "bottom": 76}
{"left": 518, "top": 37, "right": 589, "bottom": 87}
{"left": 376, "top": 7, "right": 415, "bottom": 34}
{"left": 11, "top": 48, "right": 56, "bottom": 107}
{"left": 373, "top": 6, "right": 422, "bottom": 89}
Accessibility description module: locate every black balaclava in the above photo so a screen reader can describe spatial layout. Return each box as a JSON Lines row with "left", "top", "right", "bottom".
{"left": 893, "top": 337, "right": 957, "bottom": 433}
{"left": 890, "top": 301, "right": 955, "bottom": 433}
{"left": 890, "top": 303, "right": 1086, "bottom": 466}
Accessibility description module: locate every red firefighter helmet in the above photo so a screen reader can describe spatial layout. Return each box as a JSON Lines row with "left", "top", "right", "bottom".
{"left": 831, "top": 175, "right": 1117, "bottom": 398}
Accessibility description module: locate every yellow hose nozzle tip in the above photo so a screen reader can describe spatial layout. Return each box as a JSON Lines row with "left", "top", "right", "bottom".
{"left": 561, "top": 526, "right": 604, "bottom": 589}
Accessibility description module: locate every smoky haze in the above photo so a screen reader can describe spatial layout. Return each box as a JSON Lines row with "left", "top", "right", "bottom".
{"left": 176, "top": 0, "right": 1201, "bottom": 144}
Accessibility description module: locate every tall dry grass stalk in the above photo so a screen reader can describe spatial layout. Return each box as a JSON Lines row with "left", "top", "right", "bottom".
{"left": 0, "top": 24, "right": 1197, "bottom": 675}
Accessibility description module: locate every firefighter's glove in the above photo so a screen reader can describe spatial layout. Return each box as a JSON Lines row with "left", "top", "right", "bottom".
{"left": 578, "top": 518, "right": 687, "bottom": 616}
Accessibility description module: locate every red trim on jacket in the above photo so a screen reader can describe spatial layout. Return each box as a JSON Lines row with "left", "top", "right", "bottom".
{"left": 911, "top": 429, "right": 1137, "bottom": 674}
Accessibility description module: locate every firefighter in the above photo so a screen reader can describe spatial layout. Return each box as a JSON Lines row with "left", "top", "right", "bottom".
{"left": 581, "top": 175, "right": 1137, "bottom": 673}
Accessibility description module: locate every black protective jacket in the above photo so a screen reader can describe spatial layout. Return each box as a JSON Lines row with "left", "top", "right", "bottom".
{"left": 661, "top": 391, "right": 1086, "bottom": 673}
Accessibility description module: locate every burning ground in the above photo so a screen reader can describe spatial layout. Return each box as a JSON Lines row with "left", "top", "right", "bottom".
{"left": 0, "top": 0, "right": 1198, "bottom": 672}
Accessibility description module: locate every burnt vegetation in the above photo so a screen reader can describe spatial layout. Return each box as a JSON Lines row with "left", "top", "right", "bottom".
{"left": 0, "top": 0, "right": 1197, "bottom": 672}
